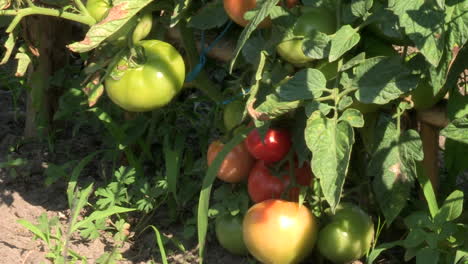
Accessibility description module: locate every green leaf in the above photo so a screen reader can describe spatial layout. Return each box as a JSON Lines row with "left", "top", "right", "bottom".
{"left": 444, "top": 139, "right": 468, "bottom": 193}
{"left": 148, "top": 225, "right": 169, "bottom": 264}
{"left": 197, "top": 127, "right": 253, "bottom": 263}
{"left": 67, "top": 151, "right": 102, "bottom": 208}
{"left": 391, "top": 0, "right": 445, "bottom": 66}
{"left": 302, "top": 32, "right": 331, "bottom": 60}
{"left": 341, "top": 52, "right": 366, "bottom": 71}
{"left": 367, "top": 241, "right": 403, "bottom": 264}
{"left": 72, "top": 206, "right": 135, "bottom": 232}
{"left": 448, "top": 87, "right": 468, "bottom": 121}
{"left": 434, "top": 190, "right": 464, "bottom": 224}
{"left": 1, "top": 31, "right": 16, "bottom": 65}
{"left": 351, "top": 0, "right": 373, "bottom": 18}
{"left": 329, "top": 25, "right": 360, "bottom": 62}
{"left": 17, "top": 219, "right": 49, "bottom": 244}
{"left": 164, "top": 132, "right": 185, "bottom": 204}
{"left": 403, "top": 228, "right": 427, "bottom": 248}
{"left": 304, "top": 101, "right": 333, "bottom": 116}
{"left": 14, "top": 52, "right": 31, "bottom": 77}
{"left": 369, "top": 115, "right": 422, "bottom": 224}
{"left": 441, "top": 117, "right": 468, "bottom": 144}
{"left": 229, "top": 0, "right": 280, "bottom": 72}
{"left": 353, "top": 56, "right": 419, "bottom": 104}
{"left": 455, "top": 249, "right": 468, "bottom": 264}
{"left": 68, "top": 0, "right": 153, "bottom": 52}
{"left": 416, "top": 247, "right": 440, "bottom": 264}
{"left": 338, "top": 95, "right": 353, "bottom": 111}
{"left": 255, "top": 94, "right": 301, "bottom": 119}
{"left": 276, "top": 69, "right": 326, "bottom": 101}
{"left": 305, "top": 114, "right": 354, "bottom": 211}
{"left": 188, "top": 1, "right": 228, "bottom": 29}
{"left": 171, "top": 0, "right": 191, "bottom": 27}
{"left": 339, "top": 108, "right": 364, "bottom": 128}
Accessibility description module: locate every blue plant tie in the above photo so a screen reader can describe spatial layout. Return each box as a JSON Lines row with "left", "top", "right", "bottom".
{"left": 185, "top": 21, "right": 233, "bottom": 83}
{"left": 220, "top": 87, "right": 251, "bottom": 105}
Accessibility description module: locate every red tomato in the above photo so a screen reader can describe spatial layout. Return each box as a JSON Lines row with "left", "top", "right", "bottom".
{"left": 245, "top": 128, "right": 291, "bottom": 163}
{"left": 223, "top": 0, "right": 299, "bottom": 28}
{"left": 207, "top": 140, "right": 255, "bottom": 183}
{"left": 243, "top": 199, "right": 319, "bottom": 264}
{"left": 248, "top": 160, "right": 313, "bottom": 203}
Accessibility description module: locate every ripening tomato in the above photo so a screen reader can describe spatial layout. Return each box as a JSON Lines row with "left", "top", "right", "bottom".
{"left": 317, "top": 203, "right": 375, "bottom": 263}
{"left": 248, "top": 160, "right": 313, "bottom": 203}
{"left": 243, "top": 199, "right": 319, "bottom": 264}
{"left": 104, "top": 40, "right": 185, "bottom": 112}
{"left": 207, "top": 140, "right": 255, "bottom": 183}
{"left": 245, "top": 128, "right": 291, "bottom": 163}
{"left": 215, "top": 214, "right": 248, "bottom": 255}
{"left": 223, "top": 0, "right": 299, "bottom": 28}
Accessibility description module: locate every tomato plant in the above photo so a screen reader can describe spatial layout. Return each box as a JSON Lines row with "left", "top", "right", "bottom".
{"left": 411, "top": 79, "right": 447, "bottom": 110}
{"left": 243, "top": 199, "right": 318, "bottom": 264}
{"left": 248, "top": 160, "right": 313, "bottom": 203}
{"left": 276, "top": 7, "right": 336, "bottom": 65}
{"left": 104, "top": 40, "right": 185, "bottom": 112}
{"left": 207, "top": 140, "right": 255, "bottom": 183}
{"left": 215, "top": 214, "right": 248, "bottom": 255}
{"left": 317, "top": 203, "right": 374, "bottom": 263}
{"left": 245, "top": 128, "right": 291, "bottom": 163}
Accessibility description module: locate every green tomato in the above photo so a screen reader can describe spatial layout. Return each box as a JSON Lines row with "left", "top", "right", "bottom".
{"left": 215, "top": 214, "right": 248, "bottom": 255}
{"left": 86, "top": 0, "right": 152, "bottom": 45}
{"left": 223, "top": 100, "right": 245, "bottom": 131}
{"left": 411, "top": 79, "right": 447, "bottom": 110}
{"left": 104, "top": 40, "right": 186, "bottom": 112}
{"left": 317, "top": 203, "right": 374, "bottom": 264}
{"left": 276, "top": 7, "right": 336, "bottom": 66}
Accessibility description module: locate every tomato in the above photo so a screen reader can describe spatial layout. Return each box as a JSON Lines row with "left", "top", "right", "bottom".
{"left": 245, "top": 128, "right": 291, "bottom": 163}
{"left": 411, "top": 79, "right": 447, "bottom": 110}
{"left": 223, "top": 100, "right": 245, "bottom": 131}
{"left": 317, "top": 203, "right": 374, "bottom": 263}
{"left": 86, "top": 0, "right": 152, "bottom": 44}
{"left": 215, "top": 214, "right": 248, "bottom": 255}
{"left": 276, "top": 7, "right": 336, "bottom": 65}
{"left": 207, "top": 140, "right": 255, "bottom": 183}
{"left": 243, "top": 199, "right": 319, "bottom": 264}
{"left": 223, "top": 0, "right": 299, "bottom": 28}
{"left": 248, "top": 160, "right": 313, "bottom": 203}
{"left": 104, "top": 40, "right": 185, "bottom": 112}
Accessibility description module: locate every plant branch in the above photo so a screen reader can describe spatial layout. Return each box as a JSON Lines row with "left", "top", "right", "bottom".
{"left": 73, "top": 0, "right": 92, "bottom": 18}
{"left": 1, "top": 6, "right": 95, "bottom": 33}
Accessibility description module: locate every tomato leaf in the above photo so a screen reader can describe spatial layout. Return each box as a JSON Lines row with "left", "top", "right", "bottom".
{"left": 277, "top": 69, "right": 326, "bottom": 101}
{"left": 14, "top": 51, "right": 31, "bottom": 77}
{"left": 305, "top": 113, "right": 354, "bottom": 211}
{"left": 0, "top": 31, "right": 16, "bottom": 65}
{"left": 416, "top": 247, "right": 440, "bottom": 264}
{"left": 302, "top": 32, "right": 331, "bottom": 60}
{"left": 341, "top": 52, "right": 366, "bottom": 71}
{"left": 434, "top": 190, "right": 464, "bottom": 225}
{"left": 338, "top": 95, "right": 353, "bottom": 110}
{"left": 164, "top": 133, "right": 186, "bottom": 204}
{"left": 441, "top": 117, "right": 468, "bottom": 144}
{"left": 351, "top": 0, "right": 373, "bottom": 18}
{"left": 368, "top": 115, "right": 423, "bottom": 224}
{"left": 367, "top": 241, "right": 403, "bottom": 264}
{"left": 188, "top": 1, "right": 228, "bottom": 29}
{"left": 171, "top": 0, "right": 191, "bottom": 27}
{"left": 229, "top": 0, "right": 280, "bottom": 72}
{"left": 256, "top": 94, "right": 301, "bottom": 119}
{"left": 353, "top": 56, "right": 419, "bottom": 104}
{"left": 390, "top": 0, "right": 445, "bottom": 66}
{"left": 339, "top": 108, "right": 364, "bottom": 128}
{"left": 328, "top": 25, "right": 360, "bottom": 62}
{"left": 68, "top": 0, "right": 153, "bottom": 53}
{"left": 444, "top": 139, "right": 468, "bottom": 193}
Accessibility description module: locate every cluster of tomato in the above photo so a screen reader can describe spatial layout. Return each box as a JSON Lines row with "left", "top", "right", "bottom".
{"left": 208, "top": 101, "right": 374, "bottom": 263}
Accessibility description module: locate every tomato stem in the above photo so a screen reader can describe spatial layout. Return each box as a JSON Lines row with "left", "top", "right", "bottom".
{"left": 1, "top": 5, "right": 96, "bottom": 33}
